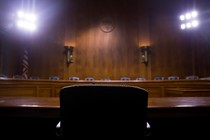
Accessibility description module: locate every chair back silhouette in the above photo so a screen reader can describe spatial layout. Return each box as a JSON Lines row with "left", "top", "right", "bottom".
{"left": 120, "top": 76, "right": 131, "bottom": 80}
{"left": 136, "top": 77, "right": 146, "bottom": 81}
{"left": 49, "top": 76, "right": 60, "bottom": 80}
{"left": 84, "top": 77, "right": 95, "bottom": 81}
{"left": 185, "top": 75, "right": 199, "bottom": 80}
{"left": 59, "top": 84, "right": 148, "bottom": 140}
{"left": 167, "top": 76, "right": 179, "bottom": 80}
{"left": 68, "top": 76, "right": 80, "bottom": 80}
{"left": 0, "top": 73, "right": 8, "bottom": 79}
{"left": 153, "top": 76, "right": 164, "bottom": 80}
{"left": 200, "top": 77, "right": 210, "bottom": 80}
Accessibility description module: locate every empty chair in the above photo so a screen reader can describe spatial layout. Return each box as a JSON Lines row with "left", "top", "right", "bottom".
{"left": 200, "top": 77, "right": 210, "bottom": 80}
{"left": 58, "top": 84, "right": 150, "bottom": 140}
{"left": 167, "top": 76, "right": 179, "bottom": 80}
{"left": 185, "top": 75, "right": 199, "bottom": 80}
{"left": 0, "top": 73, "right": 8, "bottom": 78}
{"left": 153, "top": 76, "right": 164, "bottom": 80}
{"left": 120, "top": 77, "right": 131, "bottom": 80}
{"left": 68, "top": 76, "right": 80, "bottom": 80}
{"left": 49, "top": 76, "right": 60, "bottom": 80}
{"left": 84, "top": 77, "right": 95, "bottom": 81}
{"left": 136, "top": 77, "right": 146, "bottom": 81}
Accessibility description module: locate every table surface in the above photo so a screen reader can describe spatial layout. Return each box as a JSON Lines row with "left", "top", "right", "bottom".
{"left": 0, "top": 96, "right": 210, "bottom": 118}
{"left": 1, "top": 96, "right": 210, "bottom": 108}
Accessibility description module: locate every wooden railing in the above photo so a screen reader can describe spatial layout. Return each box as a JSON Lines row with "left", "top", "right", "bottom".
{"left": 0, "top": 78, "right": 210, "bottom": 97}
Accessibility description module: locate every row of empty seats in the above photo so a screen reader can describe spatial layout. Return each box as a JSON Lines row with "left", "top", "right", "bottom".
{"left": 68, "top": 76, "right": 144, "bottom": 81}
{"left": 153, "top": 75, "right": 199, "bottom": 80}
{"left": 0, "top": 73, "right": 205, "bottom": 81}
{"left": 49, "top": 75, "right": 200, "bottom": 80}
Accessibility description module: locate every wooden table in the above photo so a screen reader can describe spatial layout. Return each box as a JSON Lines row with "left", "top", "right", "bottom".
{"left": 0, "top": 96, "right": 210, "bottom": 139}
{"left": 1, "top": 79, "right": 210, "bottom": 97}
{"left": 0, "top": 96, "right": 210, "bottom": 118}
{"left": 166, "top": 88, "right": 210, "bottom": 97}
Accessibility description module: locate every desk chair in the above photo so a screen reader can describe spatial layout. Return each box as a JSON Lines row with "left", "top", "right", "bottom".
{"left": 68, "top": 76, "right": 80, "bottom": 80}
{"left": 0, "top": 73, "right": 8, "bottom": 78}
{"left": 120, "top": 76, "right": 131, "bottom": 80}
{"left": 84, "top": 77, "right": 95, "bottom": 81}
{"left": 167, "top": 76, "right": 179, "bottom": 80}
{"left": 153, "top": 76, "right": 164, "bottom": 80}
{"left": 185, "top": 75, "right": 199, "bottom": 80}
{"left": 136, "top": 77, "right": 146, "bottom": 81}
{"left": 58, "top": 84, "right": 150, "bottom": 140}
{"left": 49, "top": 76, "right": 60, "bottom": 80}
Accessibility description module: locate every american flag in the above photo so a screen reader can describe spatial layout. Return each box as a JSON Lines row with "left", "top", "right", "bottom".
{"left": 22, "top": 49, "right": 29, "bottom": 79}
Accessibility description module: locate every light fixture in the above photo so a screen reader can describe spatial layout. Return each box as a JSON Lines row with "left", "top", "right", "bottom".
{"left": 16, "top": 10, "right": 37, "bottom": 32}
{"left": 140, "top": 46, "right": 150, "bottom": 65}
{"left": 179, "top": 10, "right": 199, "bottom": 30}
{"left": 64, "top": 46, "right": 74, "bottom": 65}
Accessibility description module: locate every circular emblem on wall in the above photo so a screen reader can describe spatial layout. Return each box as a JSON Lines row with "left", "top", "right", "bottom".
{"left": 100, "top": 17, "right": 115, "bottom": 33}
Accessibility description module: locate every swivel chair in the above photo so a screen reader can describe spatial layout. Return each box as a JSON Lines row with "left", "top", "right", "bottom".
{"left": 58, "top": 84, "right": 150, "bottom": 140}
{"left": 84, "top": 77, "right": 95, "bottom": 81}
{"left": 120, "top": 77, "right": 131, "bottom": 80}
{"left": 153, "top": 76, "right": 164, "bottom": 80}
{"left": 167, "top": 76, "right": 179, "bottom": 80}
{"left": 0, "top": 73, "right": 8, "bottom": 79}
{"left": 136, "top": 77, "right": 146, "bottom": 81}
{"left": 185, "top": 75, "right": 199, "bottom": 80}
{"left": 49, "top": 76, "right": 60, "bottom": 80}
{"left": 68, "top": 76, "right": 80, "bottom": 80}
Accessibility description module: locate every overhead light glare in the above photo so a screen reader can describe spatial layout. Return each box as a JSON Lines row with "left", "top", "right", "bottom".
{"left": 186, "top": 22, "right": 191, "bottom": 28}
{"left": 179, "top": 10, "right": 199, "bottom": 30}
{"left": 181, "top": 24, "right": 186, "bottom": 30}
{"left": 180, "top": 15, "right": 185, "bottom": 21}
{"left": 191, "top": 11, "right": 198, "bottom": 18}
{"left": 16, "top": 10, "right": 38, "bottom": 32}
{"left": 192, "top": 20, "right": 199, "bottom": 27}
{"left": 185, "top": 13, "right": 191, "bottom": 20}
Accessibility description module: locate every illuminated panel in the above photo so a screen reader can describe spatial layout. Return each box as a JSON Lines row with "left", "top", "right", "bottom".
{"left": 16, "top": 10, "right": 37, "bottom": 32}
{"left": 179, "top": 11, "right": 199, "bottom": 30}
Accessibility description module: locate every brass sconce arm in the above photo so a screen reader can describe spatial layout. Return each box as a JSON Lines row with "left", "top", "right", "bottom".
{"left": 140, "top": 46, "right": 150, "bottom": 65}
{"left": 64, "top": 46, "right": 74, "bottom": 65}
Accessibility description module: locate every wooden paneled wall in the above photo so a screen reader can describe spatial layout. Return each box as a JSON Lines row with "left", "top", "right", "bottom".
{"left": 64, "top": 0, "right": 146, "bottom": 80}
{"left": 0, "top": 0, "right": 210, "bottom": 80}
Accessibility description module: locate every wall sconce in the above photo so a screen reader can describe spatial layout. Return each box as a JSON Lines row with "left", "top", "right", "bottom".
{"left": 64, "top": 46, "right": 74, "bottom": 65}
{"left": 140, "top": 46, "right": 150, "bottom": 65}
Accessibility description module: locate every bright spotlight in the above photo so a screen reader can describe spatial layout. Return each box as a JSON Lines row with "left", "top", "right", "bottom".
{"left": 181, "top": 24, "right": 186, "bottom": 30}
{"left": 179, "top": 10, "right": 199, "bottom": 30}
{"left": 180, "top": 15, "right": 185, "bottom": 21}
{"left": 191, "top": 11, "right": 198, "bottom": 18}
{"left": 17, "top": 11, "right": 24, "bottom": 18}
{"left": 17, "top": 20, "right": 24, "bottom": 28}
{"left": 186, "top": 22, "right": 192, "bottom": 28}
{"left": 192, "top": 20, "right": 199, "bottom": 27}
{"left": 16, "top": 10, "right": 37, "bottom": 32}
{"left": 185, "top": 13, "right": 191, "bottom": 19}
